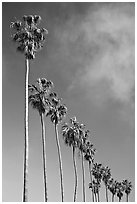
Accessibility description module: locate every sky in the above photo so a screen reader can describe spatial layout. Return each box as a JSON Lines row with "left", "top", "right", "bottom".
{"left": 2, "top": 2, "right": 135, "bottom": 202}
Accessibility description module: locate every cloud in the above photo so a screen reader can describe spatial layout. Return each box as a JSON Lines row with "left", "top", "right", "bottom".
{"left": 53, "top": 3, "right": 134, "bottom": 104}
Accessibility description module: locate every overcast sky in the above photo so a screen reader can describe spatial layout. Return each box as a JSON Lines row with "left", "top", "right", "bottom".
{"left": 2, "top": 2, "right": 135, "bottom": 202}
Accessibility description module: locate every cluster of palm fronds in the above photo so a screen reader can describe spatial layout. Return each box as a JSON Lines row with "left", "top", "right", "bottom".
{"left": 10, "top": 15, "right": 133, "bottom": 202}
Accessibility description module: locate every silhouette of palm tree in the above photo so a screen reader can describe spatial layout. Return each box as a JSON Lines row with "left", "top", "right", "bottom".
{"left": 77, "top": 122, "right": 89, "bottom": 202}
{"left": 10, "top": 15, "right": 48, "bottom": 202}
{"left": 29, "top": 78, "right": 53, "bottom": 201}
{"left": 122, "top": 179, "right": 132, "bottom": 202}
{"left": 62, "top": 117, "right": 79, "bottom": 202}
{"left": 102, "top": 166, "right": 111, "bottom": 202}
{"left": 108, "top": 178, "right": 117, "bottom": 202}
{"left": 84, "top": 141, "right": 96, "bottom": 202}
{"left": 46, "top": 95, "right": 67, "bottom": 202}
{"left": 92, "top": 163, "right": 103, "bottom": 202}
{"left": 116, "top": 182, "right": 124, "bottom": 202}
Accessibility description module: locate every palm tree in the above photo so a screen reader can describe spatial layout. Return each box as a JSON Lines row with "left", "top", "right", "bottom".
{"left": 108, "top": 178, "right": 117, "bottom": 202}
{"left": 89, "top": 179, "right": 100, "bottom": 202}
{"left": 62, "top": 118, "right": 79, "bottom": 202}
{"left": 102, "top": 166, "right": 111, "bottom": 202}
{"left": 46, "top": 96, "right": 67, "bottom": 202}
{"left": 72, "top": 119, "right": 88, "bottom": 202}
{"left": 29, "top": 78, "right": 53, "bottom": 201}
{"left": 116, "top": 182, "right": 124, "bottom": 202}
{"left": 10, "top": 15, "right": 48, "bottom": 202}
{"left": 92, "top": 163, "right": 103, "bottom": 202}
{"left": 84, "top": 141, "right": 96, "bottom": 202}
{"left": 122, "top": 179, "right": 132, "bottom": 202}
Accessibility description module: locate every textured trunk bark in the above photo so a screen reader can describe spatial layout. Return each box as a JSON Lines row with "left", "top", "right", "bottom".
{"left": 55, "top": 123, "right": 64, "bottom": 202}
{"left": 23, "top": 58, "right": 29, "bottom": 202}
{"left": 72, "top": 146, "right": 77, "bottom": 202}
{"left": 105, "top": 185, "right": 108, "bottom": 202}
{"left": 89, "top": 161, "right": 94, "bottom": 202}
{"left": 40, "top": 113, "right": 48, "bottom": 202}
{"left": 81, "top": 150, "right": 85, "bottom": 202}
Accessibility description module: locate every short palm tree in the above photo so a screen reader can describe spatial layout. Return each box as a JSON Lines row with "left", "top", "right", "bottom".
{"left": 84, "top": 141, "right": 96, "bottom": 202}
{"left": 108, "top": 178, "right": 117, "bottom": 202}
{"left": 122, "top": 179, "right": 132, "bottom": 202}
{"left": 29, "top": 78, "right": 53, "bottom": 201}
{"left": 92, "top": 163, "right": 103, "bottom": 202}
{"left": 10, "top": 15, "right": 48, "bottom": 202}
{"left": 116, "top": 182, "right": 124, "bottom": 202}
{"left": 62, "top": 117, "right": 79, "bottom": 202}
{"left": 46, "top": 95, "right": 67, "bottom": 202}
{"left": 102, "top": 166, "right": 111, "bottom": 202}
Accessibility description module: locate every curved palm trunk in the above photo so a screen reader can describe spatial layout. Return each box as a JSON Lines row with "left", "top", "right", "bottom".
{"left": 72, "top": 146, "right": 78, "bottom": 202}
{"left": 40, "top": 113, "right": 48, "bottom": 202}
{"left": 89, "top": 161, "right": 94, "bottom": 202}
{"left": 55, "top": 123, "right": 64, "bottom": 202}
{"left": 105, "top": 185, "right": 108, "bottom": 202}
{"left": 23, "top": 58, "right": 29, "bottom": 202}
{"left": 81, "top": 150, "right": 86, "bottom": 202}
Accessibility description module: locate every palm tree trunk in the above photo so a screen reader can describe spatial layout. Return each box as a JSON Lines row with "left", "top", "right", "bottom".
{"left": 97, "top": 190, "right": 100, "bottom": 202}
{"left": 89, "top": 161, "right": 94, "bottom": 202}
{"left": 81, "top": 150, "right": 86, "bottom": 202}
{"left": 105, "top": 185, "right": 108, "bottom": 202}
{"left": 97, "top": 179, "right": 100, "bottom": 202}
{"left": 112, "top": 194, "right": 114, "bottom": 202}
{"left": 23, "top": 58, "right": 29, "bottom": 202}
{"left": 126, "top": 193, "right": 128, "bottom": 202}
{"left": 72, "top": 146, "right": 78, "bottom": 202}
{"left": 94, "top": 192, "right": 97, "bottom": 202}
{"left": 54, "top": 123, "right": 64, "bottom": 202}
{"left": 40, "top": 113, "right": 48, "bottom": 202}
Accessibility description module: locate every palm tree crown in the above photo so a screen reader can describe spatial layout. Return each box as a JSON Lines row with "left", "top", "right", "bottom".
{"left": 62, "top": 118, "right": 80, "bottom": 148}
{"left": 102, "top": 166, "right": 111, "bottom": 186}
{"left": 46, "top": 95, "right": 67, "bottom": 124}
{"left": 10, "top": 15, "right": 48, "bottom": 59}
{"left": 116, "top": 182, "right": 124, "bottom": 201}
{"left": 29, "top": 78, "right": 54, "bottom": 114}
{"left": 122, "top": 179, "right": 132, "bottom": 195}
{"left": 84, "top": 141, "right": 96, "bottom": 163}
{"left": 108, "top": 178, "right": 118, "bottom": 196}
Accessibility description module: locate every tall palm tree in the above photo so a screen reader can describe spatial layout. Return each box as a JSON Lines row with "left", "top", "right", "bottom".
{"left": 46, "top": 96, "right": 67, "bottom": 202}
{"left": 29, "top": 78, "right": 53, "bottom": 201}
{"left": 108, "top": 178, "right": 117, "bottom": 202}
{"left": 62, "top": 118, "right": 79, "bottom": 202}
{"left": 102, "top": 166, "right": 111, "bottom": 202}
{"left": 10, "top": 15, "right": 48, "bottom": 202}
{"left": 84, "top": 141, "right": 96, "bottom": 202}
{"left": 122, "top": 179, "right": 132, "bottom": 202}
{"left": 116, "top": 182, "right": 124, "bottom": 202}
{"left": 72, "top": 119, "right": 88, "bottom": 202}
